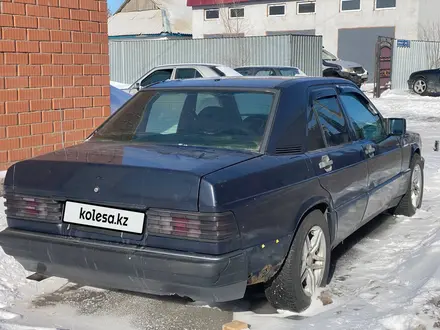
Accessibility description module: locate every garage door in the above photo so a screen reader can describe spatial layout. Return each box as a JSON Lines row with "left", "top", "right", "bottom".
{"left": 338, "top": 27, "right": 395, "bottom": 82}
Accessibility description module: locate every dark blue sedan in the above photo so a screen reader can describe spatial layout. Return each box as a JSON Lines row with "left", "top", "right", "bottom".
{"left": 0, "top": 77, "right": 424, "bottom": 312}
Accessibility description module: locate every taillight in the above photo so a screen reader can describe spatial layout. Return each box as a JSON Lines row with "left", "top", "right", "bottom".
{"left": 146, "top": 209, "right": 239, "bottom": 242}
{"left": 4, "top": 193, "right": 63, "bottom": 223}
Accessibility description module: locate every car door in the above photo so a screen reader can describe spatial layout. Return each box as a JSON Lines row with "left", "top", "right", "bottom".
{"left": 337, "top": 85, "right": 403, "bottom": 222}
{"left": 305, "top": 86, "right": 369, "bottom": 243}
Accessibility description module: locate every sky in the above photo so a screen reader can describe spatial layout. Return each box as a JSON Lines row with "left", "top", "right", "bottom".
{"left": 107, "top": 0, "right": 124, "bottom": 14}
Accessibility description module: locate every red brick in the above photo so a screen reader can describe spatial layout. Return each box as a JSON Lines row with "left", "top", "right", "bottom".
{"left": 2, "top": 27, "right": 27, "bottom": 40}
{"left": 62, "top": 42, "right": 82, "bottom": 53}
{"left": 0, "top": 139, "right": 20, "bottom": 151}
{"left": 40, "top": 41, "right": 62, "bottom": 53}
{"left": 43, "top": 133, "right": 62, "bottom": 145}
{"left": 19, "top": 89, "right": 41, "bottom": 100}
{"left": 49, "top": 7, "right": 69, "bottom": 19}
{"left": 30, "top": 99, "right": 52, "bottom": 111}
{"left": 81, "top": 43, "right": 100, "bottom": 54}
{"left": 83, "top": 65, "right": 100, "bottom": 75}
{"left": 5, "top": 77, "right": 29, "bottom": 89}
{"left": 7, "top": 125, "right": 30, "bottom": 138}
{"left": 73, "top": 76, "right": 91, "bottom": 86}
{"left": 70, "top": 9, "right": 89, "bottom": 21}
{"left": 79, "top": 0, "right": 97, "bottom": 11}
{"left": 101, "top": 65, "right": 109, "bottom": 75}
{"left": 0, "top": 65, "right": 18, "bottom": 77}
{"left": 74, "top": 118, "right": 93, "bottom": 129}
{"left": 102, "top": 106, "right": 110, "bottom": 117}
{"left": 42, "top": 111, "right": 61, "bottom": 122}
{"left": 22, "top": 135, "right": 43, "bottom": 148}
{"left": 32, "top": 145, "right": 54, "bottom": 157}
{"left": 53, "top": 98, "right": 73, "bottom": 109}
{"left": 5, "top": 53, "right": 28, "bottom": 64}
{"left": 0, "top": 14, "right": 14, "bottom": 27}
{"left": 37, "top": 0, "right": 58, "bottom": 6}
{"left": 92, "top": 75, "right": 109, "bottom": 85}
{"left": 0, "top": 40, "right": 15, "bottom": 52}
{"left": 41, "top": 65, "right": 63, "bottom": 76}
{"left": 84, "top": 107, "right": 102, "bottom": 118}
{"left": 90, "top": 10, "right": 107, "bottom": 22}
{"left": 101, "top": 86, "right": 110, "bottom": 96}
{"left": 9, "top": 148, "right": 32, "bottom": 161}
{"left": 28, "top": 29, "right": 50, "bottom": 41}
{"left": 91, "top": 33, "right": 107, "bottom": 44}
{"left": 92, "top": 54, "right": 108, "bottom": 64}
{"left": 0, "top": 151, "right": 6, "bottom": 163}
{"left": 74, "top": 97, "right": 92, "bottom": 108}
{"left": 52, "top": 54, "right": 73, "bottom": 65}
{"left": 18, "top": 65, "right": 41, "bottom": 76}
{"left": 73, "top": 54, "right": 91, "bottom": 64}
{"left": 83, "top": 86, "right": 101, "bottom": 97}
{"left": 63, "top": 86, "right": 83, "bottom": 97}
{"left": 53, "top": 120, "right": 73, "bottom": 132}
{"left": 1, "top": 2, "right": 25, "bottom": 15}
{"left": 63, "top": 65, "right": 82, "bottom": 75}
{"left": 29, "top": 53, "right": 51, "bottom": 65}
{"left": 19, "top": 112, "right": 41, "bottom": 124}
{"left": 93, "top": 117, "right": 105, "bottom": 127}
{"left": 0, "top": 79, "right": 3, "bottom": 90}
{"left": 65, "top": 130, "right": 84, "bottom": 142}
{"left": 50, "top": 30, "right": 71, "bottom": 41}
{"left": 53, "top": 76, "right": 73, "bottom": 86}
{"left": 72, "top": 31, "right": 90, "bottom": 43}
{"left": 6, "top": 101, "right": 29, "bottom": 113}
{"left": 0, "top": 114, "right": 18, "bottom": 126}
{"left": 99, "top": 22, "right": 107, "bottom": 33}
{"left": 29, "top": 76, "right": 51, "bottom": 88}
{"left": 15, "top": 0, "right": 37, "bottom": 4}
{"left": 101, "top": 42, "right": 108, "bottom": 54}
{"left": 59, "top": 0, "right": 78, "bottom": 8}
{"left": 16, "top": 41, "right": 39, "bottom": 53}
{"left": 14, "top": 15, "right": 38, "bottom": 28}
{"left": 42, "top": 87, "right": 63, "bottom": 99}
{"left": 0, "top": 127, "right": 4, "bottom": 138}
{"left": 0, "top": 90, "right": 18, "bottom": 102}
{"left": 98, "top": 1, "right": 107, "bottom": 12}
{"left": 32, "top": 122, "right": 53, "bottom": 134}
{"left": 38, "top": 17, "right": 59, "bottom": 29}
{"left": 26, "top": 4, "right": 48, "bottom": 17}
{"left": 80, "top": 21, "right": 98, "bottom": 33}
{"left": 60, "top": 19, "right": 80, "bottom": 31}
{"left": 63, "top": 109, "right": 83, "bottom": 120}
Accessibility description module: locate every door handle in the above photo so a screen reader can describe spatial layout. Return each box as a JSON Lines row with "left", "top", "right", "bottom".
{"left": 319, "top": 155, "right": 333, "bottom": 172}
{"left": 364, "top": 144, "right": 376, "bottom": 157}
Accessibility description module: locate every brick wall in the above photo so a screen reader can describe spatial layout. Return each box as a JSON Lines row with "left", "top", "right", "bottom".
{"left": 0, "top": 0, "right": 110, "bottom": 171}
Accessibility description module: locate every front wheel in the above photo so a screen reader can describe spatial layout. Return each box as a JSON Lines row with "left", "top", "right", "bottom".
{"left": 413, "top": 77, "right": 427, "bottom": 95}
{"left": 265, "top": 210, "right": 330, "bottom": 312}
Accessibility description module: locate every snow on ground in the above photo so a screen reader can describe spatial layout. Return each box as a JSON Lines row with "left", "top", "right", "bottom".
{"left": 0, "top": 89, "right": 440, "bottom": 329}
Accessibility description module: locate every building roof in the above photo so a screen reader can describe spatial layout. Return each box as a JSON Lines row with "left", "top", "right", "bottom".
{"left": 109, "top": 0, "right": 192, "bottom": 37}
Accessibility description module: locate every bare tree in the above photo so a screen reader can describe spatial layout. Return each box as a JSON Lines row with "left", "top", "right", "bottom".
{"left": 418, "top": 22, "right": 440, "bottom": 69}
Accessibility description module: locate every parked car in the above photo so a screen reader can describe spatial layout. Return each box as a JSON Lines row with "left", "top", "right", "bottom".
{"left": 124, "top": 63, "right": 242, "bottom": 95}
{"left": 234, "top": 65, "right": 307, "bottom": 77}
{"left": 408, "top": 68, "right": 440, "bottom": 96}
{"left": 110, "top": 85, "right": 132, "bottom": 114}
{"left": 0, "top": 76, "right": 424, "bottom": 313}
{"left": 322, "top": 48, "right": 368, "bottom": 87}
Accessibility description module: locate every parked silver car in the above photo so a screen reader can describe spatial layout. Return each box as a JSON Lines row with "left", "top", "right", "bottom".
{"left": 124, "top": 63, "right": 242, "bottom": 95}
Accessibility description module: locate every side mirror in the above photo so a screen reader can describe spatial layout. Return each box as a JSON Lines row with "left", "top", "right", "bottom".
{"left": 135, "top": 82, "right": 141, "bottom": 91}
{"left": 386, "top": 118, "right": 406, "bottom": 135}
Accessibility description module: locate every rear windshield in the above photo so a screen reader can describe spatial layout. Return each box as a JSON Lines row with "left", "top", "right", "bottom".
{"left": 91, "top": 89, "right": 275, "bottom": 152}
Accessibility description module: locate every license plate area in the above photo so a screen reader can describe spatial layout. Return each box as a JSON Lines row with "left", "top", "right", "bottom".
{"left": 63, "top": 201, "right": 145, "bottom": 234}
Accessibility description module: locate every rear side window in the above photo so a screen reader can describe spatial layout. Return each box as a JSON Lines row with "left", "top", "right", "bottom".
{"left": 175, "top": 68, "right": 202, "bottom": 79}
{"left": 313, "top": 96, "right": 350, "bottom": 147}
{"left": 235, "top": 68, "right": 253, "bottom": 76}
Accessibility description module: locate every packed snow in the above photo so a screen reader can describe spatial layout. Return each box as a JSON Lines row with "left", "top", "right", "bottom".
{"left": 1, "top": 89, "right": 440, "bottom": 329}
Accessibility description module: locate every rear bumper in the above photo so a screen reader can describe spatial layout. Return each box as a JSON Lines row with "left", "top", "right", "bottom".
{"left": 0, "top": 229, "right": 248, "bottom": 303}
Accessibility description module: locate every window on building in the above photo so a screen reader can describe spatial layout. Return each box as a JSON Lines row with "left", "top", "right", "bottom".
{"left": 375, "top": 0, "right": 396, "bottom": 9}
{"left": 340, "top": 0, "right": 361, "bottom": 11}
{"left": 297, "top": 1, "right": 316, "bottom": 14}
{"left": 230, "top": 8, "right": 244, "bottom": 18}
{"left": 268, "top": 4, "right": 286, "bottom": 16}
{"left": 205, "top": 9, "right": 219, "bottom": 20}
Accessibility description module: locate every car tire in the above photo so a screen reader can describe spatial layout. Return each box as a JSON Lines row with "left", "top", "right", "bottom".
{"left": 264, "top": 209, "right": 331, "bottom": 312}
{"left": 412, "top": 77, "right": 428, "bottom": 96}
{"left": 394, "top": 153, "right": 424, "bottom": 217}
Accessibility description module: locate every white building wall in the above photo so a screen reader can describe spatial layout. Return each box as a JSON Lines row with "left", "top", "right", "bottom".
{"left": 192, "top": 0, "right": 421, "bottom": 55}
{"left": 417, "top": 0, "right": 440, "bottom": 40}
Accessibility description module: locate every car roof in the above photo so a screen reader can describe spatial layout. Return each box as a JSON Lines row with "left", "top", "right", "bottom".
{"left": 144, "top": 76, "right": 352, "bottom": 90}
{"left": 235, "top": 65, "right": 301, "bottom": 69}
{"left": 154, "top": 63, "right": 226, "bottom": 68}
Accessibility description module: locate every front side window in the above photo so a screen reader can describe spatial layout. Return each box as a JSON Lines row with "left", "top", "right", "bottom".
{"left": 338, "top": 93, "right": 387, "bottom": 142}
{"left": 141, "top": 69, "right": 173, "bottom": 87}
{"left": 92, "top": 90, "right": 275, "bottom": 152}
{"left": 230, "top": 8, "right": 244, "bottom": 18}
{"left": 297, "top": 1, "right": 316, "bottom": 14}
{"left": 205, "top": 9, "right": 219, "bottom": 20}
{"left": 313, "top": 96, "right": 350, "bottom": 147}
{"left": 175, "top": 68, "right": 202, "bottom": 79}
{"left": 375, "top": 0, "right": 396, "bottom": 9}
{"left": 340, "top": 0, "right": 360, "bottom": 11}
